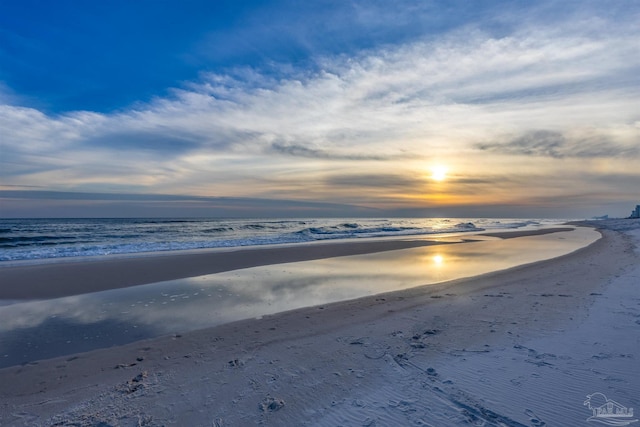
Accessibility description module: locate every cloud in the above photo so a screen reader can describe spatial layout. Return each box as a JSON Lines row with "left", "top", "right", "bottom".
{"left": 1, "top": 2, "right": 639, "bottom": 215}
{"left": 325, "top": 173, "right": 421, "bottom": 189}
{"left": 86, "top": 131, "right": 203, "bottom": 153}
{"left": 0, "top": 190, "right": 381, "bottom": 218}
{"left": 476, "top": 130, "right": 640, "bottom": 158}
{"left": 268, "top": 142, "right": 401, "bottom": 161}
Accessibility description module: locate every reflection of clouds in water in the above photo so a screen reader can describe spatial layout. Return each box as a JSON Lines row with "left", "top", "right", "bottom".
{"left": 110, "top": 271, "right": 395, "bottom": 333}
{"left": 0, "top": 295, "right": 105, "bottom": 332}
{"left": 102, "top": 228, "right": 601, "bottom": 332}
{"left": 0, "top": 228, "right": 599, "bottom": 365}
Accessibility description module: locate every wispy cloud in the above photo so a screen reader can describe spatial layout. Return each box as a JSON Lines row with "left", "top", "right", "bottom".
{"left": 0, "top": 190, "right": 380, "bottom": 218}
{"left": 325, "top": 173, "right": 424, "bottom": 193}
{"left": 476, "top": 130, "right": 640, "bottom": 158}
{"left": 267, "top": 142, "right": 404, "bottom": 161}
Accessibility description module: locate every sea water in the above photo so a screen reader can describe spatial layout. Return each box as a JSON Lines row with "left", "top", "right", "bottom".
{"left": 0, "top": 217, "right": 562, "bottom": 262}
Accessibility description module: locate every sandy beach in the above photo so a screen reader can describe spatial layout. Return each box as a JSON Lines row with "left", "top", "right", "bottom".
{"left": 0, "top": 220, "right": 639, "bottom": 426}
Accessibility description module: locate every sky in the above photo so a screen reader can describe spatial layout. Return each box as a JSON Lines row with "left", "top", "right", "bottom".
{"left": 1, "top": 0, "right": 639, "bottom": 218}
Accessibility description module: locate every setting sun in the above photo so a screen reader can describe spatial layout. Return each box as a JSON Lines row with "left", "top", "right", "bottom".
{"left": 431, "top": 165, "right": 448, "bottom": 182}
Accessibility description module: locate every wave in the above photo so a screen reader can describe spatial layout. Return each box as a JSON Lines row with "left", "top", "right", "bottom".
{"left": 143, "top": 219, "right": 193, "bottom": 224}
{"left": 240, "top": 222, "right": 299, "bottom": 230}
{"left": 295, "top": 222, "right": 483, "bottom": 239}
{"left": 340, "top": 223, "right": 359, "bottom": 229}
{"left": 454, "top": 222, "right": 479, "bottom": 230}
{"left": 0, "top": 235, "right": 68, "bottom": 244}
{"left": 481, "top": 220, "right": 541, "bottom": 229}
{"left": 202, "top": 227, "right": 234, "bottom": 233}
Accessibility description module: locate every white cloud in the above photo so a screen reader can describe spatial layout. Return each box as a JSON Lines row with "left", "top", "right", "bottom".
{"left": 1, "top": 12, "right": 639, "bottom": 207}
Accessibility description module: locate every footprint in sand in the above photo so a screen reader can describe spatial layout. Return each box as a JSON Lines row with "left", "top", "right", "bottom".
{"left": 259, "top": 396, "right": 285, "bottom": 412}
{"left": 228, "top": 358, "right": 243, "bottom": 368}
{"left": 524, "top": 409, "right": 546, "bottom": 426}
{"left": 363, "top": 346, "right": 387, "bottom": 359}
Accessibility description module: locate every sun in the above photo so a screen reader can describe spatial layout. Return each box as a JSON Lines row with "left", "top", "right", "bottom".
{"left": 430, "top": 165, "right": 448, "bottom": 182}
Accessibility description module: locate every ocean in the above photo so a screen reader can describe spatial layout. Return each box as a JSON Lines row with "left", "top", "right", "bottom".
{"left": 0, "top": 217, "right": 563, "bottom": 262}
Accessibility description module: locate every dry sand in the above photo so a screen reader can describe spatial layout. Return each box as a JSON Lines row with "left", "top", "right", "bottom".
{"left": 0, "top": 220, "right": 638, "bottom": 426}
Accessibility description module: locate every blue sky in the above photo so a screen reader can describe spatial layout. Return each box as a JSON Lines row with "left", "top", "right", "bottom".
{"left": 1, "top": 0, "right": 639, "bottom": 217}
{"left": 1, "top": 0, "right": 519, "bottom": 113}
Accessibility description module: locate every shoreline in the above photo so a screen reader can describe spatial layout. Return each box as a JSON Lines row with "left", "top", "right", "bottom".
{"left": 0, "top": 220, "right": 638, "bottom": 425}
{"left": 0, "top": 226, "right": 573, "bottom": 300}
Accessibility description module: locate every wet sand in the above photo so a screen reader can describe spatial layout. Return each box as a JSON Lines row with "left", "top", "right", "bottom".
{"left": 0, "top": 221, "right": 639, "bottom": 426}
